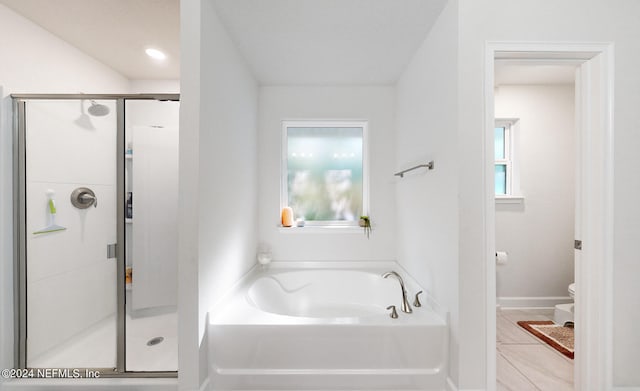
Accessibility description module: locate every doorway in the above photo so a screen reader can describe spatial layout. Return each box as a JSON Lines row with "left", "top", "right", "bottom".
{"left": 493, "top": 61, "right": 578, "bottom": 390}
{"left": 13, "top": 94, "right": 179, "bottom": 376}
{"left": 484, "top": 43, "right": 614, "bottom": 390}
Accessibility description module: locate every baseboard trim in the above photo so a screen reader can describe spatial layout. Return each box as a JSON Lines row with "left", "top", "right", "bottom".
{"left": 497, "top": 296, "right": 572, "bottom": 308}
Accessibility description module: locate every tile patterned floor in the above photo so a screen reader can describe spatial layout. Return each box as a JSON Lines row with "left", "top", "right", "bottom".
{"left": 497, "top": 308, "right": 574, "bottom": 391}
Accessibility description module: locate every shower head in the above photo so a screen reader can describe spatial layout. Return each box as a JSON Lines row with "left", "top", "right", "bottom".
{"left": 75, "top": 100, "right": 95, "bottom": 130}
{"left": 87, "top": 101, "right": 110, "bottom": 117}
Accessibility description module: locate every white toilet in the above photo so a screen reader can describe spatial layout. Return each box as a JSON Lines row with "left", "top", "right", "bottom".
{"left": 554, "top": 283, "right": 575, "bottom": 326}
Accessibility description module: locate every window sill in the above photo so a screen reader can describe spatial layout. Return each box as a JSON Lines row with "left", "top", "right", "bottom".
{"left": 278, "top": 226, "right": 365, "bottom": 234}
{"left": 495, "top": 195, "right": 525, "bottom": 204}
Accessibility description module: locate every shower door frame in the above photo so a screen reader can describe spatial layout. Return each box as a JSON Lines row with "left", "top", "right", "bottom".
{"left": 12, "top": 93, "right": 179, "bottom": 378}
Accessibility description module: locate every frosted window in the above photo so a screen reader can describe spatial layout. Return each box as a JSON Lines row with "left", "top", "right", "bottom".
{"left": 287, "top": 127, "right": 363, "bottom": 222}
{"left": 495, "top": 164, "right": 507, "bottom": 195}
{"left": 495, "top": 127, "right": 505, "bottom": 160}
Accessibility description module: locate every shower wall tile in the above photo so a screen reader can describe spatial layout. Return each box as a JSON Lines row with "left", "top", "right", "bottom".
{"left": 27, "top": 259, "right": 117, "bottom": 364}
{"left": 25, "top": 100, "right": 117, "bottom": 185}
{"left": 26, "top": 182, "right": 116, "bottom": 283}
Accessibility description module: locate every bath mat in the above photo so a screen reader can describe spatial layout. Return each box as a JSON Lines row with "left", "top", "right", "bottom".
{"left": 517, "top": 320, "right": 574, "bottom": 359}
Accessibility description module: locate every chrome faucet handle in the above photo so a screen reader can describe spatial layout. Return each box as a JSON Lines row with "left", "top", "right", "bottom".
{"left": 413, "top": 291, "right": 423, "bottom": 307}
{"left": 80, "top": 193, "right": 97, "bottom": 207}
{"left": 386, "top": 305, "right": 398, "bottom": 319}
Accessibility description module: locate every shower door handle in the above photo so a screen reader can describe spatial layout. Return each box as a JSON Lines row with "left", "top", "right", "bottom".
{"left": 107, "top": 243, "right": 117, "bottom": 259}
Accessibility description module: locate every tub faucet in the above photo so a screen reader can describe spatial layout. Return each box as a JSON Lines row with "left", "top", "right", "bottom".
{"left": 382, "top": 271, "right": 412, "bottom": 313}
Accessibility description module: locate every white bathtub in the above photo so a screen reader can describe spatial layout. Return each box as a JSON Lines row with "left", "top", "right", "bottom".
{"left": 208, "top": 262, "right": 448, "bottom": 390}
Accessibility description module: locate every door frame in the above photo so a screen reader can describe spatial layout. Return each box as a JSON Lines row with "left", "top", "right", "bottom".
{"left": 12, "top": 93, "right": 179, "bottom": 377}
{"left": 483, "top": 42, "right": 614, "bottom": 390}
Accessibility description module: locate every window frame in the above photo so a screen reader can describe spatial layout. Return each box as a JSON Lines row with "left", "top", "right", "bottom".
{"left": 494, "top": 120, "right": 513, "bottom": 196}
{"left": 494, "top": 118, "right": 524, "bottom": 202}
{"left": 281, "top": 120, "right": 370, "bottom": 227}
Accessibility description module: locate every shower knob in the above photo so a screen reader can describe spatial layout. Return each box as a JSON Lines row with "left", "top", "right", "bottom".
{"left": 413, "top": 291, "right": 423, "bottom": 307}
{"left": 386, "top": 305, "right": 399, "bottom": 319}
{"left": 71, "top": 187, "right": 97, "bottom": 209}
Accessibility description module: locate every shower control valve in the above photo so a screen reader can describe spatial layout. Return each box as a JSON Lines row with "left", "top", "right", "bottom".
{"left": 71, "top": 187, "right": 97, "bottom": 209}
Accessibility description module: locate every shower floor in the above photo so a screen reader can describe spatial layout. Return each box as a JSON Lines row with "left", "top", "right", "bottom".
{"left": 29, "top": 309, "right": 177, "bottom": 372}
{"left": 126, "top": 308, "right": 178, "bottom": 372}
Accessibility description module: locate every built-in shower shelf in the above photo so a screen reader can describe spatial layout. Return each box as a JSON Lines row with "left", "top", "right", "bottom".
{"left": 125, "top": 218, "right": 133, "bottom": 224}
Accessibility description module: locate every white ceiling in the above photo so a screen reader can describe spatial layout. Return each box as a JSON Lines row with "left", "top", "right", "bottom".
{"left": 2, "top": 0, "right": 446, "bottom": 85}
{"left": 0, "top": 0, "right": 180, "bottom": 80}
{"left": 212, "top": 0, "right": 448, "bottom": 85}
{"left": 495, "top": 62, "right": 577, "bottom": 86}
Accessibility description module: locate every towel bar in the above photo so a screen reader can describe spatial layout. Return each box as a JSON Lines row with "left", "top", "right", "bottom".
{"left": 394, "top": 161, "right": 434, "bottom": 178}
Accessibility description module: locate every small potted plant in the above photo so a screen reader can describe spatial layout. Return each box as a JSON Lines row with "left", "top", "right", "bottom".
{"left": 359, "top": 215, "right": 372, "bottom": 239}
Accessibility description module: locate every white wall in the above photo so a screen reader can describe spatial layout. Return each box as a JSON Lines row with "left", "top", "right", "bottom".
{"left": 198, "top": 0, "right": 258, "bottom": 348}
{"left": 394, "top": 0, "right": 460, "bottom": 384}
{"left": 0, "top": 4, "right": 130, "bottom": 95}
{"left": 179, "top": 0, "right": 259, "bottom": 389}
{"left": 0, "top": 3, "right": 130, "bottom": 376}
{"left": 130, "top": 79, "right": 180, "bottom": 94}
{"left": 257, "top": 86, "right": 396, "bottom": 261}
{"left": 459, "top": 0, "right": 640, "bottom": 387}
{"left": 177, "top": 1, "right": 201, "bottom": 388}
{"left": 495, "top": 85, "right": 575, "bottom": 306}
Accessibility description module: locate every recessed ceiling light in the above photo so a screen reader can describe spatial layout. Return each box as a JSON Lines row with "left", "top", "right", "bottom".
{"left": 145, "top": 48, "right": 167, "bottom": 60}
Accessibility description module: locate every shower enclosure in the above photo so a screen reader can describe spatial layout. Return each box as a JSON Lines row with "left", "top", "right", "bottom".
{"left": 12, "top": 94, "right": 179, "bottom": 377}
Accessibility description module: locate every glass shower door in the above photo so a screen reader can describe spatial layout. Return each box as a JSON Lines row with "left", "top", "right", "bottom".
{"left": 124, "top": 99, "right": 179, "bottom": 372}
{"left": 23, "top": 99, "right": 118, "bottom": 369}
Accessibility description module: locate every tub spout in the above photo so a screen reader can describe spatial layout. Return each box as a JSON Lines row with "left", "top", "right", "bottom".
{"left": 382, "top": 271, "right": 412, "bottom": 313}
